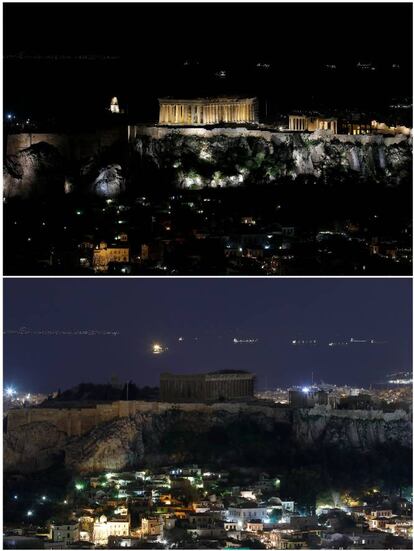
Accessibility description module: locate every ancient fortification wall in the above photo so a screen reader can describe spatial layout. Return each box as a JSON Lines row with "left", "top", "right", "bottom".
{"left": 7, "top": 401, "right": 408, "bottom": 439}
{"left": 6, "top": 127, "right": 128, "bottom": 159}
{"left": 6, "top": 126, "right": 410, "bottom": 161}
{"left": 129, "top": 124, "right": 410, "bottom": 146}
{"left": 6, "top": 401, "right": 291, "bottom": 437}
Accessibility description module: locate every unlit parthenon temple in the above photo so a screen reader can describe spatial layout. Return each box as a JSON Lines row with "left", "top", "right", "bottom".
{"left": 160, "top": 371, "right": 255, "bottom": 402}
{"left": 158, "top": 97, "right": 258, "bottom": 126}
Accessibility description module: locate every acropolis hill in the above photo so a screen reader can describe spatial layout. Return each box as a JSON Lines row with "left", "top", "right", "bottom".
{"left": 4, "top": 400, "right": 412, "bottom": 473}
{"left": 4, "top": 125, "right": 412, "bottom": 198}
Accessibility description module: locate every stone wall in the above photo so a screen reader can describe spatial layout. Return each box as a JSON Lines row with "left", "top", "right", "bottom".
{"left": 7, "top": 126, "right": 411, "bottom": 160}
{"left": 6, "top": 401, "right": 290, "bottom": 437}
{"left": 128, "top": 124, "right": 411, "bottom": 146}
{"left": 7, "top": 400, "right": 409, "bottom": 440}
{"left": 6, "top": 127, "right": 128, "bottom": 160}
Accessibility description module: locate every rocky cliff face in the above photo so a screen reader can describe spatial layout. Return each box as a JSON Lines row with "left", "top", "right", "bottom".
{"left": 3, "top": 142, "right": 65, "bottom": 198}
{"left": 131, "top": 131, "right": 412, "bottom": 189}
{"left": 89, "top": 164, "right": 125, "bottom": 197}
{"left": 292, "top": 408, "right": 412, "bottom": 449}
{"left": 3, "top": 131, "right": 412, "bottom": 198}
{"left": 4, "top": 407, "right": 412, "bottom": 474}
{"left": 4, "top": 421, "right": 68, "bottom": 472}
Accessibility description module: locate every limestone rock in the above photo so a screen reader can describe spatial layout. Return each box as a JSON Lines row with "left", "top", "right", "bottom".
{"left": 90, "top": 164, "right": 125, "bottom": 197}
{"left": 131, "top": 132, "right": 412, "bottom": 187}
{"left": 4, "top": 421, "right": 68, "bottom": 472}
{"left": 4, "top": 407, "right": 412, "bottom": 474}
{"left": 3, "top": 142, "right": 64, "bottom": 198}
{"left": 65, "top": 417, "right": 143, "bottom": 472}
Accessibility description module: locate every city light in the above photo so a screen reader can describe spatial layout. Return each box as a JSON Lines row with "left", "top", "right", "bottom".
{"left": 302, "top": 387, "right": 310, "bottom": 393}
{"left": 152, "top": 343, "right": 167, "bottom": 355}
{"left": 27, "top": 510, "right": 33, "bottom": 517}
{"left": 5, "top": 386, "right": 16, "bottom": 397}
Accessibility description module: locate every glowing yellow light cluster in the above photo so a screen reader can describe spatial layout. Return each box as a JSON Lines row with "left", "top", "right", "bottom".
{"left": 152, "top": 343, "right": 167, "bottom": 355}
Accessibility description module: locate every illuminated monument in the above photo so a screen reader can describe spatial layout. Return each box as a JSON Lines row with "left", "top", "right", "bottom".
{"left": 110, "top": 97, "right": 120, "bottom": 113}
{"left": 158, "top": 97, "right": 258, "bottom": 126}
{"left": 160, "top": 370, "right": 255, "bottom": 402}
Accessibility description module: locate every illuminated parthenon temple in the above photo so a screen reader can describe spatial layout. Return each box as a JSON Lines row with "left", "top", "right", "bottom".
{"left": 158, "top": 97, "right": 258, "bottom": 126}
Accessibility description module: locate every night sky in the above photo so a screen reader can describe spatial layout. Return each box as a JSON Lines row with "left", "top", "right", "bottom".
{"left": 4, "top": 2, "right": 413, "bottom": 123}
{"left": 3, "top": 278, "right": 412, "bottom": 393}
